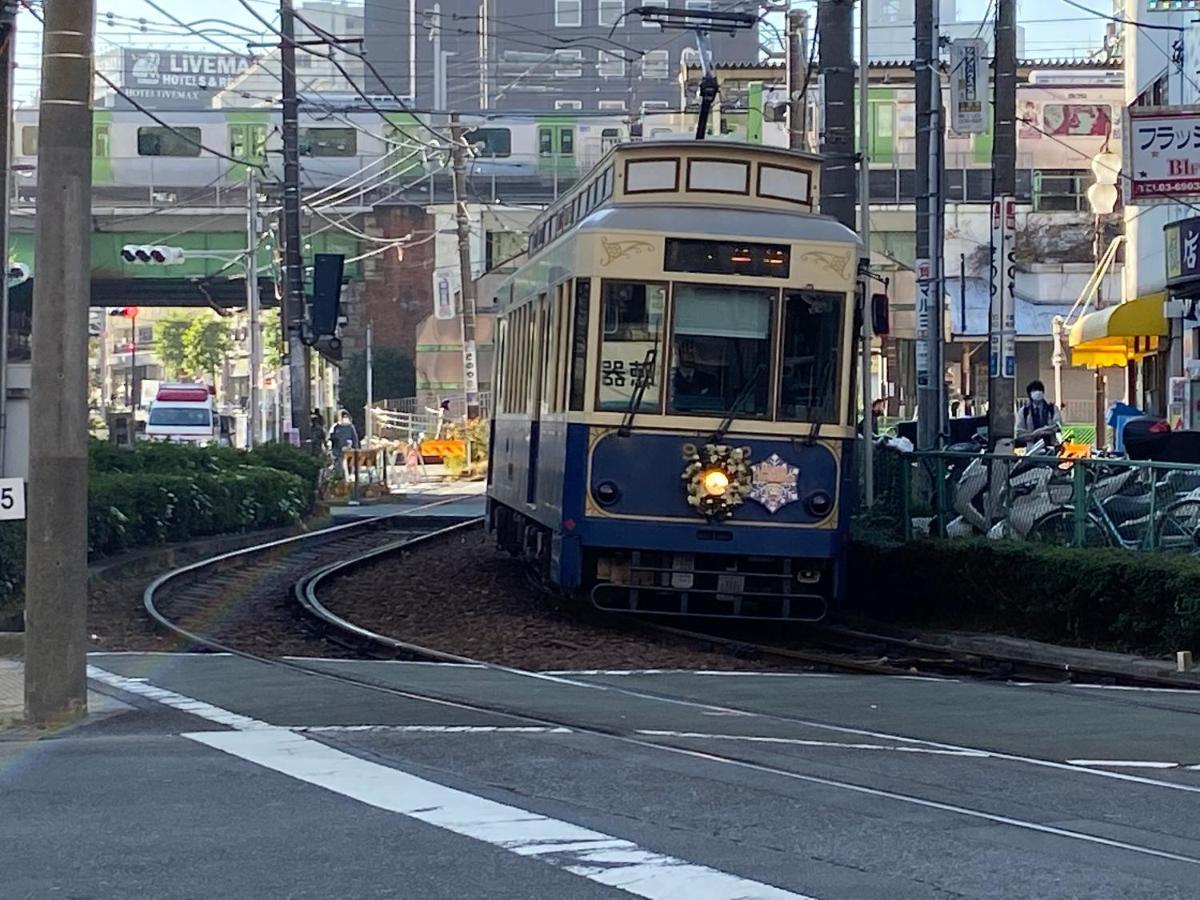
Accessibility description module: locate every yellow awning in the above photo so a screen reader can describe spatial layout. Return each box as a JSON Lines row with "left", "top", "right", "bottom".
{"left": 1068, "top": 292, "right": 1167, "bottom": 367}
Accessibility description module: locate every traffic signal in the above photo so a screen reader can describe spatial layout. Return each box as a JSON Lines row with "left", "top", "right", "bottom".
{"left": 120, "top": 244, "right": 185, "bottom": 265}
{"left": 309, "top": 253, "right": 345, "bottom": 338}
{"left": 109, "top": 306, "right": 139, "bottom": 319}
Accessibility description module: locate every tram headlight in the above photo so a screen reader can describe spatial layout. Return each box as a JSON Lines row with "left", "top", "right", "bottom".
{"left": 806, "top": 490, "right": 833, "bottom": 517}
{"left": 594, "top": 480, "right": 621, "bottom": 506}
{"left": 702, "top": 468, "right": 730, "bottom": 497}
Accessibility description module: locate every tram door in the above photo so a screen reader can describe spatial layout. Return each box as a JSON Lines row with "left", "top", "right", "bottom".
{"left": 526, "top": 292, "right": 548, "bottom": 504}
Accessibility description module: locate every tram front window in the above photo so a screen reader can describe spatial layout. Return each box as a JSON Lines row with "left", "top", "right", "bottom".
{"left": 597, "top": 280, "right": 665, "bottom": 411}
{"left": 668, "top": 285, "right": 772, "bottom": 416}
{"left": 778, "top": 290, "right": 843, "bottom": 423}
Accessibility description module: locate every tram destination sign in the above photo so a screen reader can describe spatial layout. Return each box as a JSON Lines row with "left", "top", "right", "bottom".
{"left": 117, "top": 49, "right": 253, "bottom": 109}
{"left": 1124, "top": 105, "right": 1200, "bottom": 205}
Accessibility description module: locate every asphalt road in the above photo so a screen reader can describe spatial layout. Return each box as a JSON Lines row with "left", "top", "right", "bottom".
{"left": 2, "top": 652, "right": 1198, "bottom": 899}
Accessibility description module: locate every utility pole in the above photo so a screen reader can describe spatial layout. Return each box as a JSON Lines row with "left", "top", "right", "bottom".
{"left": 245, "top": 173, "right": 262, "bottom": 448}
{"left": 449, "top": 114, "right": 481, "bottom": 420}
{"left": 280, "top": 0, "right": 311, "bottom": 442}
{"left": 818, "top": 0, "right": 856, "bottom": 231}
{"left": 987, "top": 0, "right": 1018, "bottom": 444}
{"left": 786, "top": 8, "right": 809, "bottom": 151}
{"left": 24, "top": 0, "right": 95, "bottom": 725}
{"left": 914, "top": 0, "right": 943, "bottom": 449}
{"left": 0, "top": 5, "right": 15, "bottom": 475}
{"left": 858, "top": 0, "right": 873, "bottom": 504}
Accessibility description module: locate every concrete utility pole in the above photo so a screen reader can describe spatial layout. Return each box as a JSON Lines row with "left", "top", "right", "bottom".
{"left": 786, "top": 8, "right": 809, "bottom": 151}
{"left": 818, "top": 0, "right": 856, "bottom": 231}
{"left": 245, "top": 173, "right": 262, "bottom": 447}
{"left": 858, "top": 0, "right": 873, "bottom": 505}
{"left": 449, "top": 114, "right": 481, "bottom": 419}
{"left": 914, "top": 0, "right": 944, "bottom": 449}
{"left": 0, "top": 5, "right": 16, "bottom": 476}
{"left": 280, "top": 0, "right": 311, "bottom": 441}
{"left": 24, "top": 0, "right": 95, "bottom": 725}
{"left": 987, "top": 0, "right": 1018, "bottom": 444}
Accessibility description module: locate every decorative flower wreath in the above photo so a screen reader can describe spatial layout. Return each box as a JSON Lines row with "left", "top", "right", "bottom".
{"left": 681, "top": 442, "right": 753, "bottom": 519}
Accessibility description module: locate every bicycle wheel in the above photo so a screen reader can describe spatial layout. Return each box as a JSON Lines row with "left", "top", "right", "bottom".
{"left": 1027, "top": 509, "right": 1109, "bottom": 547}
{"left": 1155, "top": 499, "right": 1200, "bottom": 553}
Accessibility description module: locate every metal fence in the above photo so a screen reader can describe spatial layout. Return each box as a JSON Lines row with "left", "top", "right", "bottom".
{"left": 873, "top": 447, "right": 1200, "bottom": 552}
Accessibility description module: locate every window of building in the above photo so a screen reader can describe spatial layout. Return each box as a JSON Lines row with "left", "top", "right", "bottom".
{"left": 598, "top": 51, "right": 626, "bottom": 79}
{"left": 464, "top": 127, "right": 511, "bottom": 158}
{"left": 554, "top": 49, "right": 583, "bottom": 77}
{"left": 597, "top": 280, "right": 665, "bottom": 411}
{"left": 555, "top": 0, "right": 582, "bottom": 26}
{"left": 298, "top": 127, "right": 357, "bottom": 157}
{"left": 20, "top": 126, "right": 37, "bottom": 156}
{"left": 599, "top": 0, "right": 624, "bottom": 26}
{"left": 668, "top": 285, "right": 772, "bottom": 417}
{"left": 137, "top": 126, "right": 202, "bottom": 157}
{"left": 642, "top": 50, "right": 669, "bottom": 80}
{"left": 778, "top": 290, "right": 844, "bottom": 423}
{"left": 555, "top": 100, "right": 583, "bottom": 111}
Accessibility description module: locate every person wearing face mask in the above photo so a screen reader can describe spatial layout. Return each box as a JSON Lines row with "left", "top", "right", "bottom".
{"left": 1017, "top": 380, "right": 1062, "bottom": 437}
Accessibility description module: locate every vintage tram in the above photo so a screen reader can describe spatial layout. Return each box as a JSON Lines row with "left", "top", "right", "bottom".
{"left": 486, "top": 140, "right": 862, "bottom": 619}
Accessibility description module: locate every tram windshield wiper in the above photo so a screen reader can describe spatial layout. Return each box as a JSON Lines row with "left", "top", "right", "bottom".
{"left": 710, "top": 364, "right": 765, "bottom": 444}
{"left": 618, "top": 348, "right": 657, "bottom": 437}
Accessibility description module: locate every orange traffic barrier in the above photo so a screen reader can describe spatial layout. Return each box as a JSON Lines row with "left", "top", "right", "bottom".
{"left": 419, "top": 438, "right": 465, "bottom": 461}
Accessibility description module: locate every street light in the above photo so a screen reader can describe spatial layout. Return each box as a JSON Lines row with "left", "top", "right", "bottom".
{"left": 1085, "top": 148, "right": 1121, "bottom": 448}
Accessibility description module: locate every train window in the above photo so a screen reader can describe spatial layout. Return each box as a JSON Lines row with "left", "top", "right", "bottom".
{"left": 138, "top": 126, "right": 202, "bottom": 157}
{"left": 569, "top": 278, "right": 590, "bottom": 411}
{"left": 559, "top": 128, "right": 575, "bottom": 156}
{"left": 543, "top": 289, "right": 562, "bottom": 414}
{"left": 94, "top": 125, "right": 111, "bottom": 158}
{"left": 539, "top": 128, "right": 554, "bottom": 157}
{"left": 230, "top": 124, "right": 267, "bottom": 160}
{"left": 601, "top": 167, "right": 613, "bottom": 198}
{"left": 20, "top": 126, "right": 37, "bottom": 156}
{"left": 668, "top": 285, "right": 773, "bottom": 417}
{"left": 597, "top": 280, "right": 665, "bottom": 412}
{"left": 464, "top": 127, "right": 511, "bottom": 158}
{"left": 778, "top": 290, "right": 844, "bottom": 424}
{"left": 557, "top": 284, "right": 573, "bottom": 410}
{"left": 299, "top": 127, "right": 357, "bottom": 157}
{"left": 664, "top": 238, "right": 790, "bottom": 278}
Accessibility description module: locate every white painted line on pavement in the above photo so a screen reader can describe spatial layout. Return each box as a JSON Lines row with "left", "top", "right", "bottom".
{"left": 543, "top": 669, "right": 838, "bottom": 678}
{"left": 293, "top": 724, "right": 572, "bottom": 734}
{"left": 281, "top": 657, "right": 486, "bottom": 668}
{"left": 639, "top": 730, "right": 988, "bottom": 758}
{"left": 87, "top": 666, "right": 274, "bottom": 730}
{"left": 1066, "top": 760, "right": 1180, "bottom": 769}
{"left": 187, "top": 728, "right": 816, "bottom": 900}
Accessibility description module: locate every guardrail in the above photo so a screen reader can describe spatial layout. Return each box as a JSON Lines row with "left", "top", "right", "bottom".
{"left": 873, "top": 447, "right": 1200, "bottom": 552}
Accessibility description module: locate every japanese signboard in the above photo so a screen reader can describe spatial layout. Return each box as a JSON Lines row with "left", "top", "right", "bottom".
{"left": 117, "top": 49, "right": 252, "bottom": 109}
{"left": 915, "top": 258, "right": 932, "bottom": 388}
{"left": 435, "top": 276, "right": 455, "bottom": 320}
{"left": 989, "top": 196, "right": 1017, "bottom": 379}
{"left": 1164, "top": 215, "right": 1200, "bottom": 285}
{"left": 949, "top": 39, "right": 988, "bottom": 135}
{"left": 598, "top": 342, "right": 660, "bottom": 410}
{"left": 463, "top": 340, "right": 479, "bottom": 404}
{"left": 1124, "top": 105, "right": 1200, "bottom": 205}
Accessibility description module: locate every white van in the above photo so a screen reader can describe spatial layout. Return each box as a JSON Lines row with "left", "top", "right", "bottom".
{"left": 145, "top": 383, "right": 218, "bottom": 445}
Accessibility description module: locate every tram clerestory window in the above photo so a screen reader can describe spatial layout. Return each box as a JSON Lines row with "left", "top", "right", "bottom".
{"left": 778, "top": 290, "right": 843, "bottom": 423}
{"left": 597, "top": 281, "right": 664, "bottom": 412}
{"left": 668, "top": 286, "right": 773, "bottom": 417}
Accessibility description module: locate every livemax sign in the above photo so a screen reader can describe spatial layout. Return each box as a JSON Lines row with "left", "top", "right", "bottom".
{"left": 119, "top": 49, "right": 253, "bottom": 109}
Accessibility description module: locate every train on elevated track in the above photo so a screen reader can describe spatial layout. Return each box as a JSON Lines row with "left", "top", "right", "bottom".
{"left": 486, "top": 140, "right": 861, "bottom": 620}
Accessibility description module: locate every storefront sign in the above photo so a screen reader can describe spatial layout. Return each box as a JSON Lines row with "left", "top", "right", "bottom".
{"left": 916, "top": 258, "right": 931, "bottom": 388}
{"left": 1124, "top": 105, "right": 1200, "bottom": 205}
{"left": 119, "top": 49, "right": 252, "bottom": 109}
{"left": 1164, "top": 215, "right": 1200, "bottom": 286}
{"left": 989, "top": 196, "right": 1016, "bottom": 379}
{"left": 949, "top": 39, "right": 988, "bottom": 135}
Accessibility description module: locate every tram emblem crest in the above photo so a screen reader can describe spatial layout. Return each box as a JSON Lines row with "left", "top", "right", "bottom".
{"left": 748, "top": 454, "right": 800, "bottom": 514}
{"left": 600, "top": 238, "right": 654, "bottom": 266}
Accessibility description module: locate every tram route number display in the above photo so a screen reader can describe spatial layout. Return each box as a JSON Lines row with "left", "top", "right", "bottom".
{"left": 0, "top": 477, "right": 26, "bottom": 521}
{"left": 599, "top": 342, "right": 660, "bottom": 408}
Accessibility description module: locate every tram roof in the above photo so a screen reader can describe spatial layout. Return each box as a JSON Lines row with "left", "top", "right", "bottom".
{"left": 577, "top": 203, "right": 861, "bottom": 247}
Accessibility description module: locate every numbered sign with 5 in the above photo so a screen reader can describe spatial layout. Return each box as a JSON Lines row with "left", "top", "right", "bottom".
{"left": 0, "top": 477, "right": 26, "bottom": 521}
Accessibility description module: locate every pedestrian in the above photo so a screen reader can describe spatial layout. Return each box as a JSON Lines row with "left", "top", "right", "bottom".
{"left": 1017, "top": 380, "right": 1062, "bottom": 437}
{"left": 309, "top": 409, "right": 326, "bottom": 455}
{"left": 404, "top": 441, "right": 422, "bottom": 485}
{"left": 329, "top": 409, "right": 360, "bottom": 479}
{"left": 857, "top": 399, "right": 885, "bottom": 436}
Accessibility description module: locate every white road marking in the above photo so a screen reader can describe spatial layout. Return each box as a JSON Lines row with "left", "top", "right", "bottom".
{"left": 1017, "top": 682, "right": 1200, "bottom": 695}
{"left": 186, "top": 729, "right": 814, "bottom": 900}
{"left": 282, "top": 657, "right": 486, "bottom": 668}
{"left": 87, "top": 666, "right": 273, "bottom": 730}
{"left": 1066, "top": 760, "right": 1180, "bottom": 769}
{"left": 293, "top": 725, "right": 572, "bottom": 734}
{"left": 544, "top": 670, "right": 838, "bottom": 678}
{"left": 638, "top": 730, "right": 989, "bottom": 758}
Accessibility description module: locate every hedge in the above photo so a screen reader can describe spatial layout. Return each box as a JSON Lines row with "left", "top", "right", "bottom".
{"left": 0, "top": 441, "right": 321, "bottom": 616}
{"left": 848, "top": 533, "right": 1200, "bottom": 655}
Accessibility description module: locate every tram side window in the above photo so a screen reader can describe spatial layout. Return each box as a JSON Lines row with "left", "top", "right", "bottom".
{"left": 778, "top": 290, "right": 844, "bottom": 424}
{"left": 668, "top": 285, "right": 773, "bottom": 417}
{"left": 597, "top": 280, "right": 664, "bottom": 412}
{"left": 569, "top": 278, "right": 590, "bottom": 411}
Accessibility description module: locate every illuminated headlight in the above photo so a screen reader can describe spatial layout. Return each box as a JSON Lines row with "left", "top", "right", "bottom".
{"left": 702, "top": 468, "right": 730, "bottom": 497}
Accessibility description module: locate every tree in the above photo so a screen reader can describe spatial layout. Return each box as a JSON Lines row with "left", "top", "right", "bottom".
{"left": 153, "top": 315, "right": 194, "bottom": 380}
{"left": 182, "top": 316, "right": 232, "bottom": 384}
{"left": 339, "top": 347, "right": 415, "bottom": 432}
{"left": 260, "top": 309, "right": 283, "bottom": 371}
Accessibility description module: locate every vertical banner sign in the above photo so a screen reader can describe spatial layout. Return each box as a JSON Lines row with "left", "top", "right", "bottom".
{"left": 1000, "top": 195, "right": 1017, "bottom": 378}
{"left": 435, "top": 275, "right": 454, "bottom": 320}
{"left": 463, "top": 339, "right": 479, "bottom": 405}
{"left": 916, "top": 258, "right": 932, "bottom": 388}
{"left": 988, "top": 199, "right": 1003, "bottom": 378}
{"left": 949, "top": 39, "right": 988, "bottom": 135}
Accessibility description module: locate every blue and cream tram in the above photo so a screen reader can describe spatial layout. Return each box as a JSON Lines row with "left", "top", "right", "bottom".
{"left": 487, "top": 140, "right": 862, "bottom": 620}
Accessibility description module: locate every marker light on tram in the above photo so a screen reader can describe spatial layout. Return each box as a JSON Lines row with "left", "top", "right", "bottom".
{"left": 702, "top": 468, "right": 730, "bottom": 497}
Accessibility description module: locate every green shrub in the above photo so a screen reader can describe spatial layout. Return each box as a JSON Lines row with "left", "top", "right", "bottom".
{"left": 848, "top": 535, "right": 1200, "bottom": 655}
{"left": 0, "top": 522, "right": 24, "bottom": 623}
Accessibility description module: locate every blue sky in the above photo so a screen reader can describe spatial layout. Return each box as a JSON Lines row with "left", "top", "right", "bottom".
{"left": 12, "top": 0, "right": 1108, "bottom": 103}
